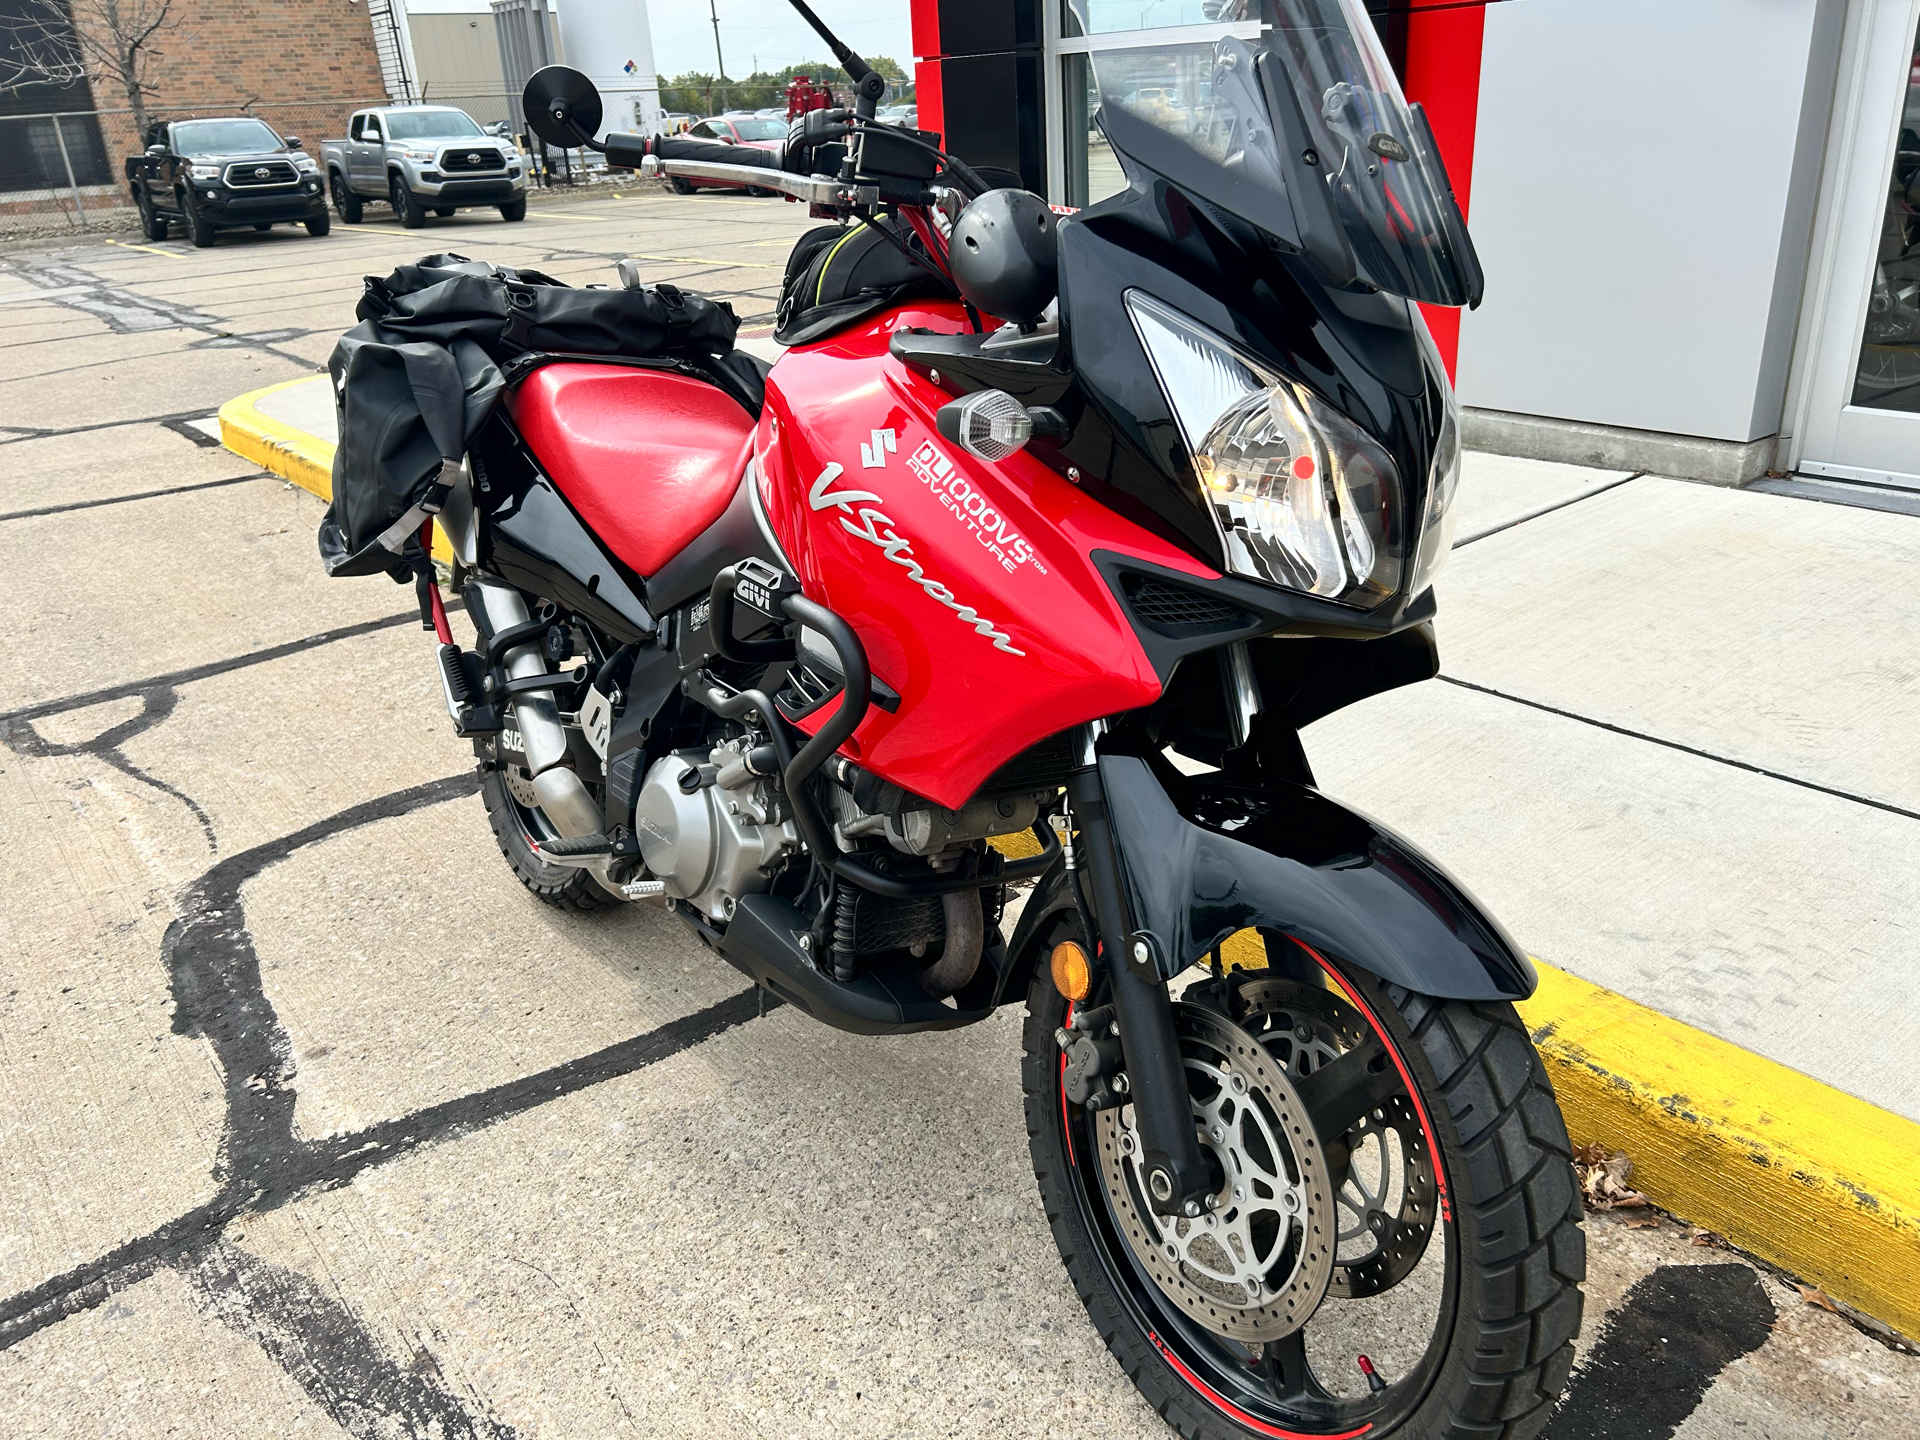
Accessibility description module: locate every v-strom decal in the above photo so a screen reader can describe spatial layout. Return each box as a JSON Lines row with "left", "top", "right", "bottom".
{"left": 808, "top": 463, "right": 1025, "bottom": 657}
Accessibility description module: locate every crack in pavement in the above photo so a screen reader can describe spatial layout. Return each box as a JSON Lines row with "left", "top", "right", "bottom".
{"left": 2, "top": 257, "right": 315, "bottom": 367}
{"left": 0, "top": 769, "right": 773, "bottom": 1434}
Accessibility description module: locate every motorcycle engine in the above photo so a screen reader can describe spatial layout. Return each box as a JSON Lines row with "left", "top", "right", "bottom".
{"left": 634, "top": 735, "right": 801, "bottom": 921}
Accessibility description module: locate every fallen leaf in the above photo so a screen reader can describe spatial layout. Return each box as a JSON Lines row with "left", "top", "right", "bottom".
{"left": 1572, "top": 1144, "right": 1652, "bottom": 1211}
{"left": 1795, "top": 1284, "right": 1841, "bottom": 1314}
{"left": 1626, "top": 1218, "right": 1662, "bottom": 1230}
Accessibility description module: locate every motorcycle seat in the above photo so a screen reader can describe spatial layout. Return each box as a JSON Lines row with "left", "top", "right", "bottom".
{"left": 507, "top": 362, "right": 757, "bottom": 579}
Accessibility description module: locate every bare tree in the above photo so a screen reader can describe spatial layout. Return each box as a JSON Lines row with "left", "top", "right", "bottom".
{"left": 0, "top": 0, "right": 184, "bottom": 135}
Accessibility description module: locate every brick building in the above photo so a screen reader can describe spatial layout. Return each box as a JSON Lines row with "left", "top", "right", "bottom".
{"left": 3, "top": 0, "right": 396, "bottom": 206}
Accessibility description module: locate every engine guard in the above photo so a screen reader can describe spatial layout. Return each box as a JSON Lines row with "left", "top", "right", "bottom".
{"left": 1099, "top": 751, "right": 1535, "bottom": 1001}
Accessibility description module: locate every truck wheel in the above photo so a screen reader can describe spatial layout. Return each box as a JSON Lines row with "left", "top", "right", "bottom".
{"left": 305, "top": 210, "right": 330, "bottom": 237}
{"left": 253, "top": 222, "right": 272, "bottom": 232}
{"left": 330, "top": 172, "right": 362, "bottom": 224}
{"left": 135, "top": 189, "right": 168, "bottom": 242}
{"left": 499, "top": 198, "right": 527, "bottom": 222}
{"left": 181, "top": 191, "right": 217, "bottom": 248}
{"left": 390, "top": 175, "right": 426, "bottom": 229}
{"left": 433, "top": 206, "right": 455, "bottom": 217}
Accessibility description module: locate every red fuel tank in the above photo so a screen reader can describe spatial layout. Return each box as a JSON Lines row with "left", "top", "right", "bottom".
{"left": 757, "top": 303, "right": 1218, "bottom": 809}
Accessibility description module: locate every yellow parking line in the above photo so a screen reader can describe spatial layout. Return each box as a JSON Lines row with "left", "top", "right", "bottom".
{"left": 102, "top": 238, "right": 186, "bottom": 260}
{"left": 625, "top": 252, "right": 779, "bottom": 269}
{"left": 331, "top": 225, "right": 395, "bottom": 237}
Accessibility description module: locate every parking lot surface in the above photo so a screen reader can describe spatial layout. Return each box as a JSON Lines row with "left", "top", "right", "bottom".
{"left": 3, "top": 195, "right": 1916, "bottom": 1438}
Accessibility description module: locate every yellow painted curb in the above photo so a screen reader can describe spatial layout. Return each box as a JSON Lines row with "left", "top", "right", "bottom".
{"left": 219, "top": 377, "right": 336, "bottom": 501}
{"left": 221, "top": 378, "right": 449, "bottom": 563}
{"left": 1515, "top": 959, "right": 1918, "bottom": 1341}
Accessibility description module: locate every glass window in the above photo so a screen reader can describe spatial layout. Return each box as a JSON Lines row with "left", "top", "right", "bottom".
{"left": 171, "top": 119, "right": 283, "bottom": 155}
{"left": 1062, "top": 54, "right": 1131, "bottom": 208}
{"left": 690, "top": 122, "right": 718, "bottom": 139}
{"left": 1849, "top": 19, "right": 1920, "bottom": 412}
{"left": 1065, "top": 0, "right": 1241, "bottom": 38}
{"left": 385, "top": 110, "right": 483, "bottom": 141}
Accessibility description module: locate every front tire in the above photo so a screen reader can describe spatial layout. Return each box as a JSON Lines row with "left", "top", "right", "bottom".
{"left": 135, "top": 189, "right": 168, "bottom": 241}
{"left": 182, "top": 191, "right": 217, "bottom": 248}
{"left": 670, "top": 176, "right": 695, "bottom": 195}
{"left": 305, "top": 210, "right": 331, "bottom": 237}
{"left": 330, "top": 172, "right": 362, "bottom": 223}
{"left": 499, "top": 197, "right": 527, "bottom": 222}
{"left": 391, "top": 174, "right": 426, "bottom": 228}
{"left": 478, "top": 758, "right": 619, "bottom": 912}
{"left": 1022, "top": 934, "right": 1584, "bottom": 1440}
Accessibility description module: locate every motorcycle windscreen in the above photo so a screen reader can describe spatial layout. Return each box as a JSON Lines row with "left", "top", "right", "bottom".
{"left": 1077, "top": 0, "right": 1483, "bottom": 308}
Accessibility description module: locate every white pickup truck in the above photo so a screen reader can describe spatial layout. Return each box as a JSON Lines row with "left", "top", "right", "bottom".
{"left": 320, "top": 106, "right": 527, "bottom": 227}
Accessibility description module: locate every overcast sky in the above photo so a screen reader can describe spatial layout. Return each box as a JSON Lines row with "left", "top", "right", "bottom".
{"left": 645, "top": 0, "right": 915, "bottom": 79}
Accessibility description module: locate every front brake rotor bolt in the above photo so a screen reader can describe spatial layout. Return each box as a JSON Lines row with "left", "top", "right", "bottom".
{"left": 1209, "top": 1125, "right": 1225, "bottom": 1143}
{"left": 1230, "top": 1074, "right": 1248, "bottom": 1094}
{"left": 1166, "top": 1243, "right": 1180, "bottom": 1261}
{"left": 1282, "top": 1191, "right": 1301, "bottom": 1213}
{"left": 1245, "top": 1278, "right": 1261, "bottom": 1297}
{"left": 1295, "top": 1024, "right": 1313, "bottom": 1042}
{"left": 1182, "top": 1199, "right": 1202, "bottom": 1218}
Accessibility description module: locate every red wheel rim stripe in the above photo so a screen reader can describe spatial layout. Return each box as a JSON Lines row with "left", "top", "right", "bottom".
{"left": 1300, "top": 943, "right": 1452, "bottom": 1218}
{"left": 1146, "top": 1330, "right": 1372, "bottom": 1439}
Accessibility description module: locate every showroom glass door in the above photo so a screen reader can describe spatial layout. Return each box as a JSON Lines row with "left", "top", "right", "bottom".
{"left": 1042, "top": 0, "right": 1258, "bottom": 208}
{"left": 1794, "top": 0, "right": 1920, "bottom": 489}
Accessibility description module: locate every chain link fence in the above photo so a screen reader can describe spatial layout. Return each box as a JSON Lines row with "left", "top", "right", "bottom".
{"left": 0, "top": 93, "right": 604, "bottom": 239}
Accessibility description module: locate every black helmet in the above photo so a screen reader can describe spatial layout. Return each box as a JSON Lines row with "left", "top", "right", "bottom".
{"left": 949, "top": 189, "right": 1058, "bottom": 328}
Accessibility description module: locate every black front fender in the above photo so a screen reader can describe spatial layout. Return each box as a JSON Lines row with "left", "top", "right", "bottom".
{"left": 1100, "top": 752, "right": 1534, "bottom": 1001}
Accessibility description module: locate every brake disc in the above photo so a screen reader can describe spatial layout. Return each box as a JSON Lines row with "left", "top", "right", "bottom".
{"left": 1094, "top": 1004, "right": 1336, "bottom": 1342}
{"left": 1232, "top": 974, "right": 1439, "bottom": 1299}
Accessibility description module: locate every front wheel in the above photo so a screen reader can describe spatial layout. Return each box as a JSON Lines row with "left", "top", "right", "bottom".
{"left": 330, "top": 172, "right": 362, "bottom": 223}
{"left": 135, "top": 189, "right": 168, "bottom": 241}
{"left": 670, "top": 176, "right": 695, "bottom": 196}
{"left": 498, "top": 197, "right": 526, "bottom": 222}
{"left": 182, "top": 191, "right": 217, "bottom": 248}
{"left": 391, "top": 175, "right": 426, "bottom": 228}
{"left": 1022, "top": 932, "right": 1584, "bottom": 1440}
{"left": 305, "top": 210, "right": 330, "bottom": 237}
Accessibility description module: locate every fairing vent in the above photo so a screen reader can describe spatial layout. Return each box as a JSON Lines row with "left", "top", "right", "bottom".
{"left": 978, "top": 729, "right": 1081, "bottom": 794}
{"left": 1122, "top": 575, "right": 1255, "bottom": 636}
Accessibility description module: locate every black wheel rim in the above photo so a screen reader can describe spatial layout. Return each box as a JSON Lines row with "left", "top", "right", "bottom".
{"left": 1058, "top": 949, "right": 1459, "bottom": 1437}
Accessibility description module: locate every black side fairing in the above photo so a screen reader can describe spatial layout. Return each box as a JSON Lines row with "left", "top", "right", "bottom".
{"left": 1098, "top": 748, "right": 1534, "bottom": 1002}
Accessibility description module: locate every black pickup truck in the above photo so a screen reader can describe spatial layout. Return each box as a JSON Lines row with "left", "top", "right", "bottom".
{"left": 126, "top": 116, "right": 331, "bottom": 247}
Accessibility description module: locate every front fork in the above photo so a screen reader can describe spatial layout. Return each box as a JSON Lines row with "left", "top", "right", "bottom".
{"left": 1064, "top": 763, "right": 1217, "bottom": 1218}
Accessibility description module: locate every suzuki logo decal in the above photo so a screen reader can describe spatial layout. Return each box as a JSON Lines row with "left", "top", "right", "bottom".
{"left": 808, "top": 463, "right": 1024, "bottom": 656}
{"left": 859, "top": 427, "right": 896, "bottom": 469}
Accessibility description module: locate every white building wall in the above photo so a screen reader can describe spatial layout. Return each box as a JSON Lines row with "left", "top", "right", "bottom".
{"left": 1456, "top": 0, "right": 1845, "bottom": 444}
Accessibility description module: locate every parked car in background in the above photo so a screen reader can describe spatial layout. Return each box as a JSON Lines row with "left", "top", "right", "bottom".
{"left": 126, "top": 116, "right": 329, "bottom": 247}
{"left": 321, "top": 106, "right": 527, "bottom": 228}
{"left": 665, "top": 116, "right": 786, "bottom": 194}
{"left": 877, "top": 104, "right": 919, "bottom": 129}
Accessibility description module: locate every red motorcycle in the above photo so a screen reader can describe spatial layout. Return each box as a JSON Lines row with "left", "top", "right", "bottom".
{"left": 323, "top": 4, "right": 1583, "bottom": 1434}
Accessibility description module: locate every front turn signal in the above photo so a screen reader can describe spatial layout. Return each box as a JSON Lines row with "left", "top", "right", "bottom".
{"left": 1050, "top": 940, "right": 1091, "bottom": 1001}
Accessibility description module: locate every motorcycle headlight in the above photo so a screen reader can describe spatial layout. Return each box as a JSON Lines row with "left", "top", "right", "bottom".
{"left": 1126, "top": 289, "right": 1424, "bottom": 608}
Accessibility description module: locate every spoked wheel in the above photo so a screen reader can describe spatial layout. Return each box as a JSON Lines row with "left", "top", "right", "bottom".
{"left": 1023, "top": 928, "right": 1584, "bottom": 1439}
{"left": 478, "top": 746, "right": 621, "bottom": 912}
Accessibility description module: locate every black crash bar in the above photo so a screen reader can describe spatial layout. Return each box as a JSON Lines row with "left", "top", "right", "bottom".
{"left": 697, "top": 567, "right": 1059, "bottom": 899}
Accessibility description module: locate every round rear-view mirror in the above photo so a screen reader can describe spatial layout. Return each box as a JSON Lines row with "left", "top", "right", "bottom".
{"left": 523, "top": 66, "right": 603, "bottom": 148}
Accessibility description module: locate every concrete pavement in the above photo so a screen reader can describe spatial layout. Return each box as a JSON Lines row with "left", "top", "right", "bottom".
{"left": 2, "top": 190, "right": 1916, "bottom": 1438}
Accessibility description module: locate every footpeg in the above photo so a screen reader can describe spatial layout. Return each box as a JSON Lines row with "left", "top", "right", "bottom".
{"left": 436, "top": 643, "right": 501, "bottom": 736}
{"left": 539, "top": 832, "right": 612, "bottom": 857}
{"left": 621, "top": 879, "right": 667, "bottom": 900}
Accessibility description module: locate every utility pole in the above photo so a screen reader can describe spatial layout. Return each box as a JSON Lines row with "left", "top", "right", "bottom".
{"left": 709, "top": 0, "right": 727, "bottom": 85}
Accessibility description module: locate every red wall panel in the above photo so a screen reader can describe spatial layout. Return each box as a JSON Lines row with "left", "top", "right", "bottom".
{"left": 1402, "top": 1, "right": 1489, "bottom": 378}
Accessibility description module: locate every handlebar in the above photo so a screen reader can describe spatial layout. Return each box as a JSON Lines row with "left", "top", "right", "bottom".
{"left": 603, "top": 133, "right": 783, "bottom": 172}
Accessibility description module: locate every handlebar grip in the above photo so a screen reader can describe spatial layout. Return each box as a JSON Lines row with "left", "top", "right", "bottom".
{"left": 602, "top": 132, "right": 651, "bottom": 170}
{"left": 650, "top": 136, "right": 783, "bottom": 171}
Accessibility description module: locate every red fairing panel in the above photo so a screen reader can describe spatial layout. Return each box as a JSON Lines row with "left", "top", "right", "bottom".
{"left": 507, "top": 364, "right": 755, "bottom": 578}
{"left": 759, "top": 303, "right": 1220, "bottom": 809}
